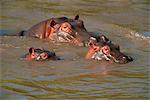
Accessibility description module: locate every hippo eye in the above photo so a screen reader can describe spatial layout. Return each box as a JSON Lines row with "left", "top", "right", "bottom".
{"left": 89, "top": 42, "right": 92, "bottom": 46}
{"left": 63, "top": 27, "right": 67, "bottom": 28}
{"left": 94, "top": 48, "right": 97, "bottom": 50}
{"left": 92, "top": 43, "right": 96, "bottom": 46}
{"left": 104, "top": 48, "right": 109, "bottom": 51}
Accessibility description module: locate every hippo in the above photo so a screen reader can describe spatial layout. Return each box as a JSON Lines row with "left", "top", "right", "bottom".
{"left": 18, "top": 15, "right": 90, "bottom": 46}
{"left": 22, "top": 47, "right": 60, "bottom": 61}
{"left": 86, "top": 40, "right": 133, "bottom": 64}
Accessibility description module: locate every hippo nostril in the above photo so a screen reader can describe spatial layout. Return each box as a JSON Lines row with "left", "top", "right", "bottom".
{"left": 128, "top": 56, "right": 133, "bottom": 61}
{"left": 89, "top": 42, "right": 92, "bottom": 46}
{"left": 94, "top": 48, "right": 97, "bottom": 50}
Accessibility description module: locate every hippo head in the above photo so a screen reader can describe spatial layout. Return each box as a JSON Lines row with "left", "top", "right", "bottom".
{"left": 23, "top": 47, "right": 59, "bottom": 61}
{"left": 68, "top": 15, "right": 91, "bottom": 46}
{"left": 49, "top": 15, "right": 91, "bottom": 46}
{"left": 86, "top": 40, "right": 133, "bottom": 64}
{"left": 57, "top": 15, "right": 90, "bottom": 46}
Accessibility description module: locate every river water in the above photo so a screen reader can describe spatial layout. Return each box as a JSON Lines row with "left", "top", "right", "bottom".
{"left": 0, "top": 0, "right": 150, "bottom": 99}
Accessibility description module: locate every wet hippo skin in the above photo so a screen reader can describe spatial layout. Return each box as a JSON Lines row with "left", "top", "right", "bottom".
{"left": 86, "top": 41, "right": 133, "bottom": 64}
{"left": 22, "top": 47, "right": 60, "bottom": 61}
{"left": 17, "top": 15, "right": 91, "bottom": 46}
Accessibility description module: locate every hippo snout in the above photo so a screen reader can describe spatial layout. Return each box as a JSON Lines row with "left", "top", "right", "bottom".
{"left": 109, "top": 50, "right": 133, "bottom": 64}
{"left": 116, "top": 55, "right": 133, "bottom": 64}
{"left": 126, "top": 56, "right": 133, "bottom": 62}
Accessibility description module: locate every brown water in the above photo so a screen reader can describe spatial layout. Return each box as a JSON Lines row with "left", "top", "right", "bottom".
{"left": 0, "top": 0, "right": 150, "bottom": 99}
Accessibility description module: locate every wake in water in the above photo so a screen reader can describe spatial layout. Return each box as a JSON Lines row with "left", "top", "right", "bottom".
{"left": 130, "top": 31, "right": 150, "bottom": 41}
{"left": 110, "top": 24, "right": 150, "bottom": 42}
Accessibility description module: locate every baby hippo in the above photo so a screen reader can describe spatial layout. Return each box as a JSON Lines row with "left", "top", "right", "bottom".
{"left": 86, "top": 41, "right": 133, "bottom": 64}
{"left": 22, "top": 47, "right": 60, "bottom": 61}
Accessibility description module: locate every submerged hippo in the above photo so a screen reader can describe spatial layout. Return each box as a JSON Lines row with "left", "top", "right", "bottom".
{"left": 22, "top": 47, "right": 60, "bottom": 61}
{"left": 18, "top": 15, "right": 90, "bottom": 46}
{"left": 86, "top": 40, "right": 133, "bottom": 64}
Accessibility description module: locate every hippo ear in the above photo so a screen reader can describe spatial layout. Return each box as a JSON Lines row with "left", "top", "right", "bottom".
{"left": 88, "top": 37, "right": 97, "bottom": 46}
{"left": 74, "top": 14, "right": 79, "bottom": 20}
{"left": 99, "top": 35, "right": 109, "bottom": 42}
{"left": 50, "top": 20, "right": 56, "bottom": 27}
{"left": 29, "top": 47, "right": 35, "bottom": 54}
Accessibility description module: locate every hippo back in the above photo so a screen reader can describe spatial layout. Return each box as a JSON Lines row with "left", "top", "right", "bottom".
{"left": 24, "top": 17, "right": 69, "bottom": 37}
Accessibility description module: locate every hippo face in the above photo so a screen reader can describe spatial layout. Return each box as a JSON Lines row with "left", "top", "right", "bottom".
{"left": 86, "top": 41, "right": 133, "bottom": 64}
{"left": 68, "top": 15, "right": 91, "bottom": 45}
{"left": 23, "top": 48, "right": 59, "bottom": 61}
{"left": 41, "top": 15, "right": 91, "bottom": 46}
{"left": 50, "top": 15, "right": 90, "bottom": 46}
{"left": 50, "top": 21, "right": 83, "bottom": 46}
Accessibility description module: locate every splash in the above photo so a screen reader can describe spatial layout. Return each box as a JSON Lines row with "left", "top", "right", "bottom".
{"left": 130, "top": 31, "right": 150, "bottom": 41}
{"left": 111, "top": 24, "right": 150, "bottom": 42}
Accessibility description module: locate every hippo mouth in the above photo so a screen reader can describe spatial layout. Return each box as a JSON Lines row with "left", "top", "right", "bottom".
{"left": 56, "top": 31, "right": 85, "bottom": 46}
{"left": 91, "top": 50, "right": 120, "bottom": 63}
{"left": 92, "top": 51, "right": 111, "bottom": 61}
{"left": 91, "top": 50, "right": 133, "bottom": 64}
{"left": 57, "top": 31, "right": 76, "bottom": 42}
{"left": 109, "top": 54, "right": 133, "bottom": 64}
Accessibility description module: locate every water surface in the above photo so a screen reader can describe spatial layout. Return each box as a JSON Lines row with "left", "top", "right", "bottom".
{"left": 0, "top": 0, "right": 150, "bottom": 99}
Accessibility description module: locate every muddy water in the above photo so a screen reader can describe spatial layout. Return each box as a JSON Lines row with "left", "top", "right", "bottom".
{"left": 0, "top": 0, "right": 150, "bottom": 99}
